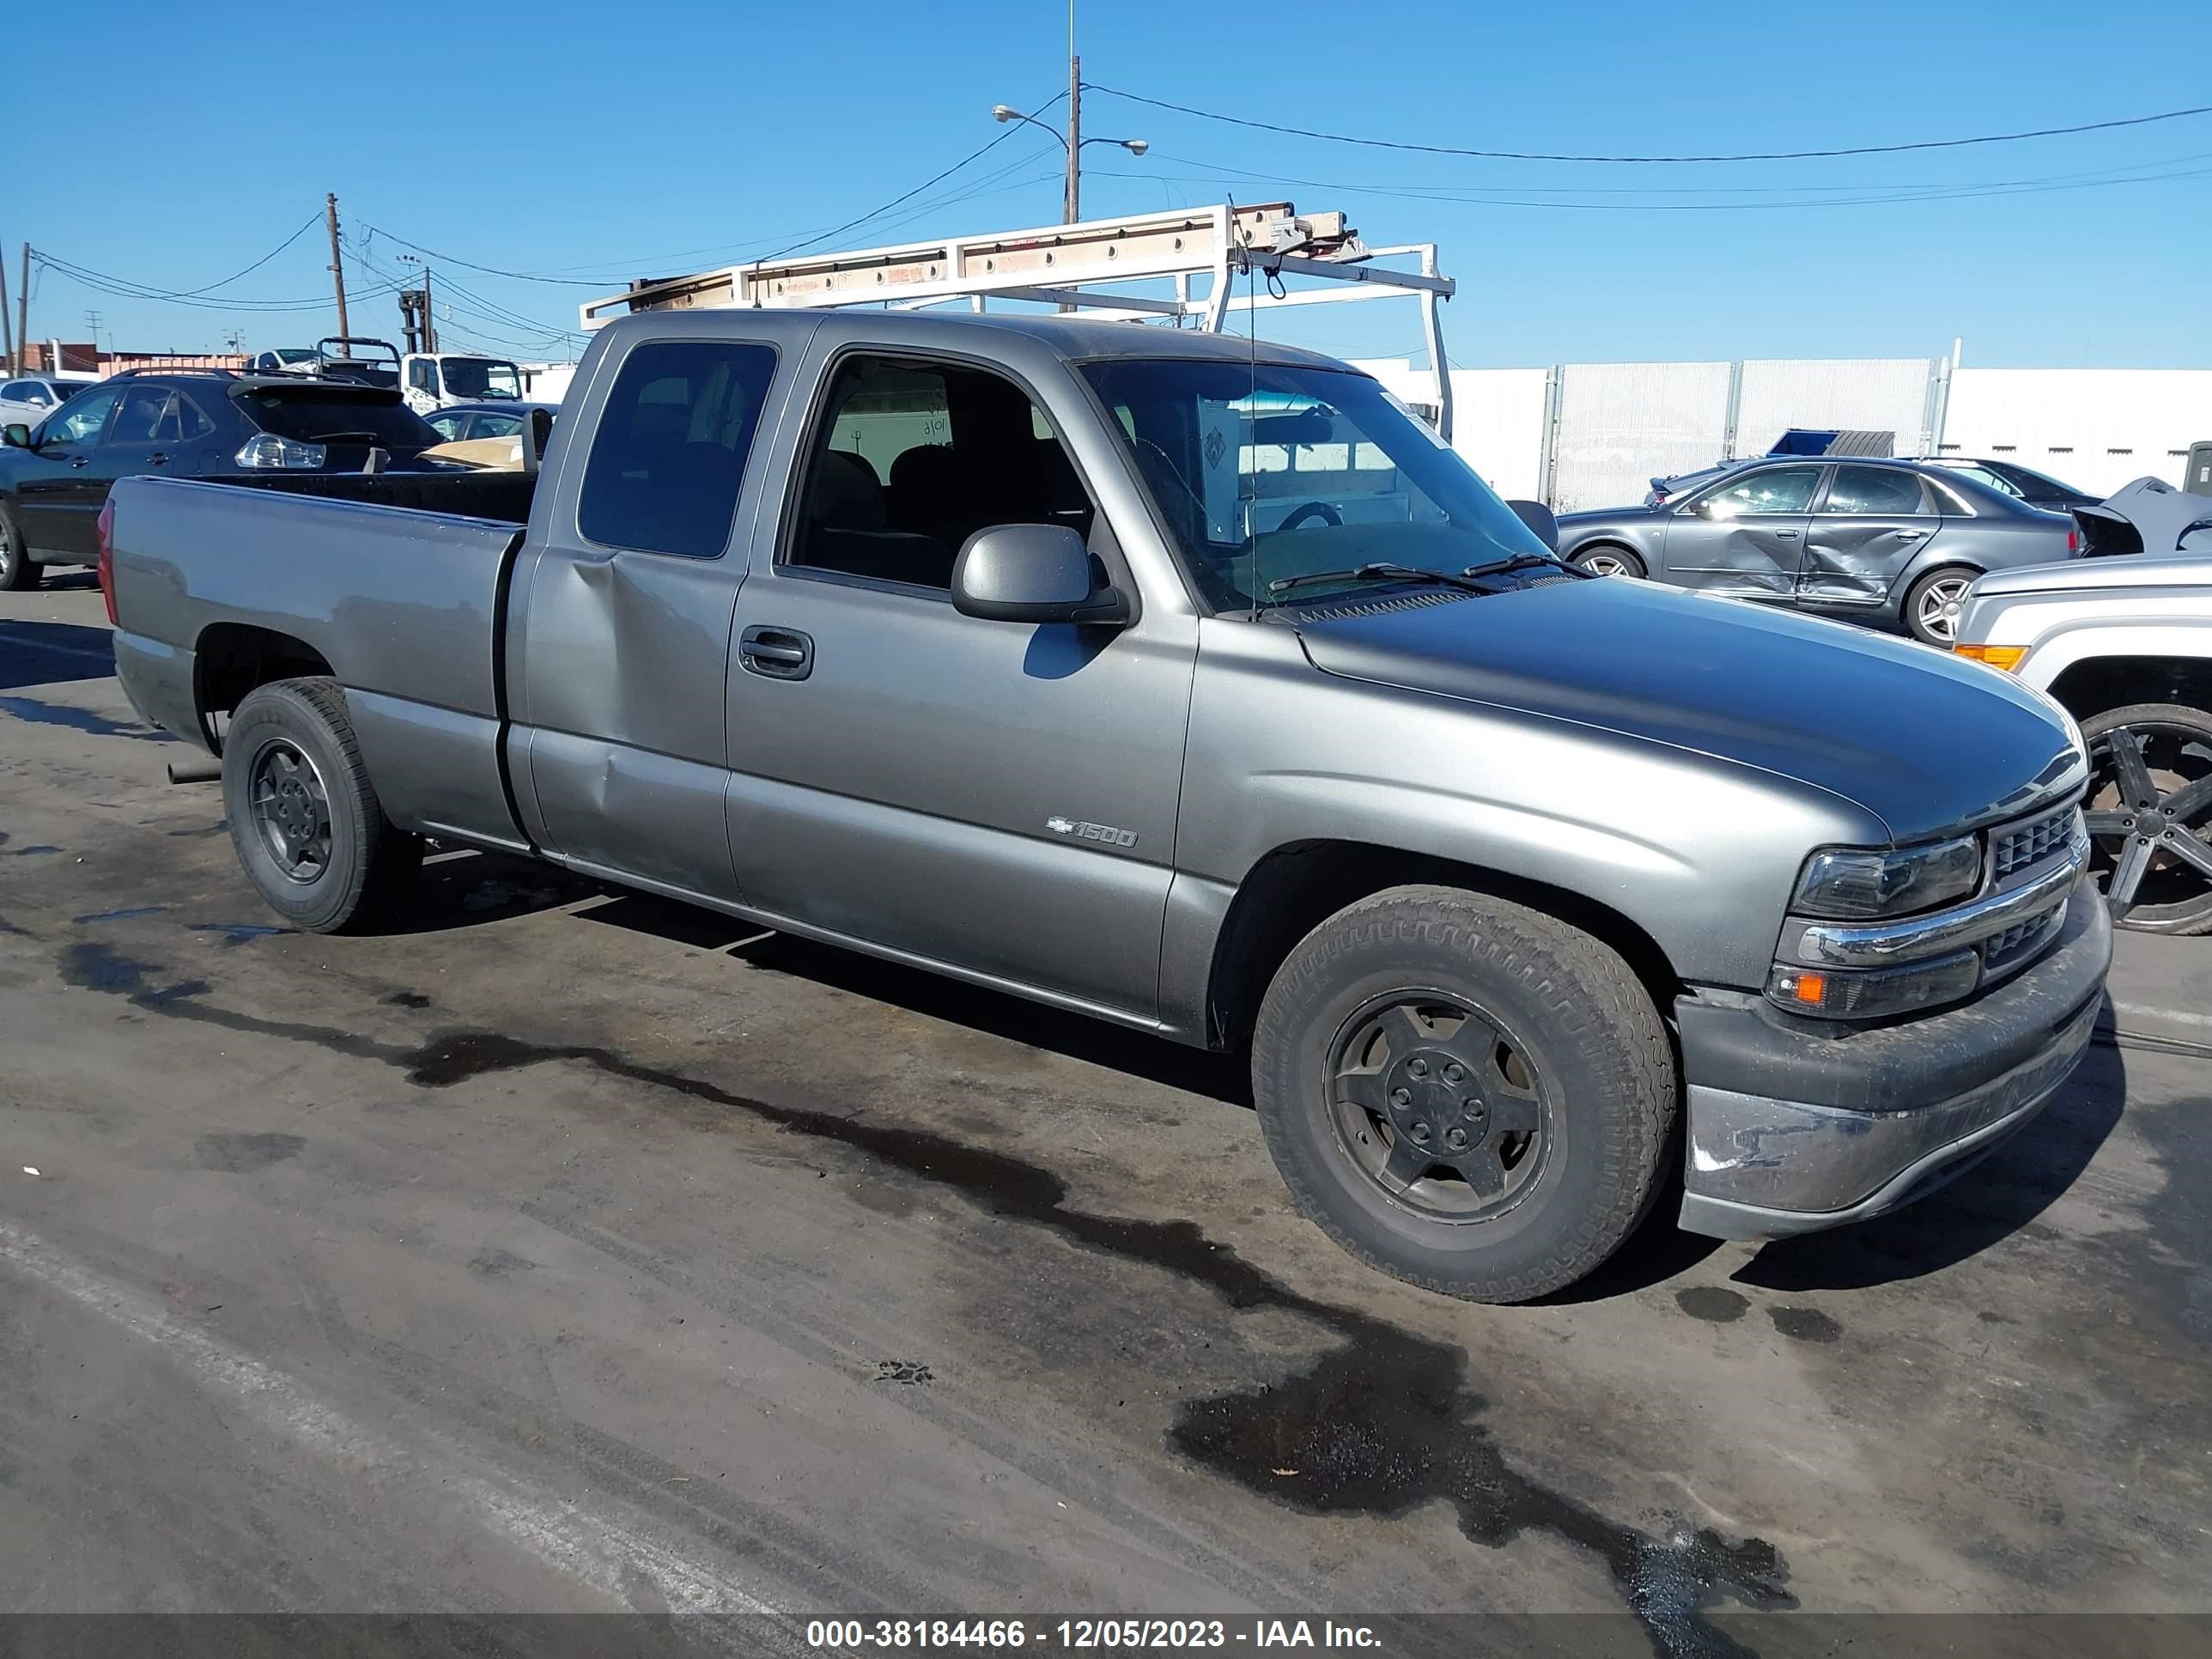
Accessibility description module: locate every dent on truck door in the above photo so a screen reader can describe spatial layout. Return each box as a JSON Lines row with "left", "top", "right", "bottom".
{"left": 512, "top": 339, "right": 783, "bottom": 903}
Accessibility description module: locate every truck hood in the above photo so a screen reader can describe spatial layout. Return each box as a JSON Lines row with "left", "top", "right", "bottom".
{"left": 1292, "top": 576, "right": 2083, "bottom": 844}
{"left": 1972, "top": 549, "right": 2212, "bottom": 599}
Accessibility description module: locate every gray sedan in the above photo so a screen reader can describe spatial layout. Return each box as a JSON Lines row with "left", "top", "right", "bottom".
{"left": 1555, "top": 458, "right": 2082, "bottom": 643}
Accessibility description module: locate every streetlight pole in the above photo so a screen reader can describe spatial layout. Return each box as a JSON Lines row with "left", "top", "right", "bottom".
{"left": 991, "top": 109, "right": 1146, "bottom": 229}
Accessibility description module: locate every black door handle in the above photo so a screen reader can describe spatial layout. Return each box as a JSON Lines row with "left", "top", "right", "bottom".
{"left": 739, "top": 625, "right": 813, "bottom": 681}
{"left": 148, "top": 453, "right": 170, "bottom": 465}
{"left": 69, "top": 457, "right": 90, "bottom": 468}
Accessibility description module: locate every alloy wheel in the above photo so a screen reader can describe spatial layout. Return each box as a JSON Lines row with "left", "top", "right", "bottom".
{"left": 1577, "top": 551, "right": 1633, "bottom": 578}
{"left": 1327, "top": 994, "right": 1551, "bottom": 1224}
{"left": 2083, "top": 720, "right": 2212, "bottom": 931}
{"left": 1914, "top": 575, "right": 1973, "bottom": 642}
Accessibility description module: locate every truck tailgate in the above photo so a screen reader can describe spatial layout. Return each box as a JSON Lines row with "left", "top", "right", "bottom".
{"left": 107, "top": 476, "right": 529, "bottom": 850}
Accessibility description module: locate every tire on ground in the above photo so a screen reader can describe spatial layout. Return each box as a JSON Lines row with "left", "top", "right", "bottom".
{"left": 1902, "top": 564, "right": 1977, "bottom": 645}
{"left": 1250, "top": 884, "right": 1676, "bottom": 1304}
{"left": 1570, "top": 544, "right": 1645, "bottom": 580}
{"left": 221, "top": 677, "right": 423, "bottom": 934}
{"left": 2079, "top": 701, "right": 2212, "bottom": 937}
{"left": 0, "top": 501, "right": 43, "bottom": 592}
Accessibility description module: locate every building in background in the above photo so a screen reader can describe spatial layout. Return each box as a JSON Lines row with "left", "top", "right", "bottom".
{"left": 21, "top": 341, "right": 249, "bottom": 378}
{"left": 1356, "top": 356, "right": 2209, "bottom": 509}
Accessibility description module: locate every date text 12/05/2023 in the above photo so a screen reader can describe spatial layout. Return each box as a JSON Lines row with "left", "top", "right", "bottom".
{"left": 805, "top": 1621, "right": 1382, "bottom": 1649}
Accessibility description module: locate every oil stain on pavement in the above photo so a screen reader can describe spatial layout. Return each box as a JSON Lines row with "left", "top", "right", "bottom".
{"left": 1675, "top": 1287, "right": 1751, "bottom": 1323}
{"left": 58, "top": 951, "right": 1796, "bottom": 1658}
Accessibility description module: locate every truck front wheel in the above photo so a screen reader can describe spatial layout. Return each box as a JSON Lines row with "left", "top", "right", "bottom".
{"left": 222, "top": 678, "right": 423, "bottom": 934}
{"left": 1251, "top": 885, "right": 1675, "bottom": 1304}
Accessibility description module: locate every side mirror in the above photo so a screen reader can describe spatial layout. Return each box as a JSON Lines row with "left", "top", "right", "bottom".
{"left": 952, "top": 523, "right": 1129, "bottom": 626}
{"left": 1505, "top": 499, "right": 1558, "bottom": 552}
{"left": 1, "top": 423, "right": 29, "bottom": 449}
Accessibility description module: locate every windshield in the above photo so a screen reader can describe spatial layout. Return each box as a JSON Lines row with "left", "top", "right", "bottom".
{"left": 240, "top": 388, "right": 441, "bottom": 449}
{"left": 441, "top": 358, "right": 522, "bottom": 400}
{"left": 1079, "top": 359, "right": 1547, "bottom": 611}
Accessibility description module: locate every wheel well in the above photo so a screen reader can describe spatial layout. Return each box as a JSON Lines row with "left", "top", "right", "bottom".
{"left": 2045, "top": 656, "right": 2212, "bottom": 722}
{"left": 194, "top": 623, "right": 335, "bottom": 747}
{"left": 1567, "top": 538, "right": 1641, "bottom": 565}
{"left": 1204, "top": 840, "right": 1682, "bottom": 1053}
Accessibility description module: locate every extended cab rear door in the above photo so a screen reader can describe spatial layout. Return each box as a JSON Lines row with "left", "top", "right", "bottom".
{"left": 507, "top": 330, "right": 799, "bottom": 903}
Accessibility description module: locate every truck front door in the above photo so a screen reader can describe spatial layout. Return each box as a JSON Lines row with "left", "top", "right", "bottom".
{"left": 509, "top": 336, "right": 787, "bottom": 904}
{"left": 724, "top": 345, "right": 1195, "bottom": 1022}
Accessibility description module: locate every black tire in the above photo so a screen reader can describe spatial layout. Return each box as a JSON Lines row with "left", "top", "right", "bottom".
{"left": 1902, "top": 565, "right": 1978, "bottom": 646}
{"left": 222, "top": 678, "right": 422, "bottom": 934}
{"left": 0, "top": 501, "right": 43, "bottom": 592}
{"left": 2079, "top": 702, "right": 2212, "bottom": 936}
{"left": 1251, "top": 884, "right": 1676, "bottom": 1304}
{"left": 1570, "top": 543, "right": 1645, "bottom": 580}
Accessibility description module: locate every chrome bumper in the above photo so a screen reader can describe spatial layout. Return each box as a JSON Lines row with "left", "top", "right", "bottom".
{"left": 1676, "top": 887, "right": 2111, "bottom": 1241}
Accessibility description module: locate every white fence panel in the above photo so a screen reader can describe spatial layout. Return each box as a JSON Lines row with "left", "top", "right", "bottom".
{"left": 1548, "top": 361, "right": 1731, "bottom": 512}
{"left": 1733, "top": 358, "right": 1937, "bottom": 459}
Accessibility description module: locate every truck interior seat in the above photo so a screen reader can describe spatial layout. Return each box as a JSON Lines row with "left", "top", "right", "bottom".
{"left": 804, "top": 449, "right": 954, "bottom": 586}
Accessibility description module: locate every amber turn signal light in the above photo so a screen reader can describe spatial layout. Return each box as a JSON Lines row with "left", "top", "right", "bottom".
{"left": 1954, "top": 643, "right": 2027, "bottom": 672}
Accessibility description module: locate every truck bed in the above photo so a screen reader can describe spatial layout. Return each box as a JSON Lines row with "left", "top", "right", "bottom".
{"left": 106, "top": 474, "right": 533, "bottom": 853}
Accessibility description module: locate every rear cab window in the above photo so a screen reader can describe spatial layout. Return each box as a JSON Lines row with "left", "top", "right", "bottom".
{"left": 577, "top": 339, "right": 779, "bottom": 559}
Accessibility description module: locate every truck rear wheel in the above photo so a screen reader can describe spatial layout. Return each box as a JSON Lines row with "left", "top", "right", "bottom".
{"left": 1250, "top": 885, "right": 1675, "bottom": 1304}
{"left": 222, "top": 678, "right": 422, "bottom": 934}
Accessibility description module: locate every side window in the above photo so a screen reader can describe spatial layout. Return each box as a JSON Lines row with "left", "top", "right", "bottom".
{"left": 1701, "top": 465, "right": 1820, "bottom": 518}
{"left": 788, "top": 353, "right": 1097, "bottom": 591}
{"left": 47, "top": 387, "right": 122, "bottom": 447}
{"left": 427, "top": 411, "right": 466, "bottom": 441}
{"left": 169, "top": 392, "right": 214, "bottom": 441}
{"left": 578, "top": 339, "right": 778, "bottom": 559}
{"left": 408, "top": 359, "right": 438, "bottom": 393}
{"left": 476, "top": 412, "right": 523, "bottom": 439}
{"left": 110, "top": 386, "right": 173, "bottom": 444}
{"left": 1823, "top": 465, "right": 1930, "bottom": 515}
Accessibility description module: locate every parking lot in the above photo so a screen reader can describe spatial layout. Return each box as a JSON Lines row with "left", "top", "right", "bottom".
{"left": 3, "top": 577, "right": 2209, "bottom": 1652}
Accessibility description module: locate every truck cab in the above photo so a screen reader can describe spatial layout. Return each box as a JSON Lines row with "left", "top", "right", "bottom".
{"left": 401, "top": 352, "right": 525, "bottom": 415}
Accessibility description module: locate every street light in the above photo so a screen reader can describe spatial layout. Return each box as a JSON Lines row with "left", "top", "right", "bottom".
{"left": 992, "top": 103, "right": 1147, "bottom": 223}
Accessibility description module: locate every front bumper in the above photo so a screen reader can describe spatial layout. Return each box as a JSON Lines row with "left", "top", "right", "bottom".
{"left": 1674, "top": 884, "right": 2112, "bottom": 1241}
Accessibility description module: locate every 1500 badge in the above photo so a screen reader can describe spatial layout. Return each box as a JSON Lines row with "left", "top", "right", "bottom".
{"left": 1046, "top": 817, "right": 1139, "bottom": 848}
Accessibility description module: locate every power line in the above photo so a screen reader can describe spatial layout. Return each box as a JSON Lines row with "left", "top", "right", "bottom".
{"left": 748, "top": 88, "right": 1069, "bottom": 267}
{"left": 1085, "top": 83, "right": 2212, "bottom": 164}
{"left": 170, "top": 214, "right": 324, "bottom": 296}
{"left": 1087, "top": 152, "right": 2212, "bottom": 214}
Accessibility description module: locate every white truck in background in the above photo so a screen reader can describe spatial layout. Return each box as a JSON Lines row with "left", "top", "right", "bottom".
{"left": 1956, "top": 515, "right": 2212, "bottom": 936}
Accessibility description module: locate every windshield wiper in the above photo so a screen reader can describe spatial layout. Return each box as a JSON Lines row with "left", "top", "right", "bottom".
{"left": 1267, "top": 562, "right": 1490, "bottom": 599}
{"left": 1459, "top": 552, "right": 1586, "bottom": 580}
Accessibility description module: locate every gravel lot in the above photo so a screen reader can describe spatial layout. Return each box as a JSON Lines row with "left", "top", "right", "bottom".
{"left": 3, "top": 580, "right": 2207, "bottom": 1656}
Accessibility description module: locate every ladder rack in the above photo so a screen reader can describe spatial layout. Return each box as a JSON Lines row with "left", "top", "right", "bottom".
{"left": 580, "top": 202, "right": 1457, "bottom": 438}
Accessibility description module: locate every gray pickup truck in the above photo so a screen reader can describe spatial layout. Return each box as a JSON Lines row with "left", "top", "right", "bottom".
{"left": 105, "top": 307, "right": 2112, "bottom": 1303}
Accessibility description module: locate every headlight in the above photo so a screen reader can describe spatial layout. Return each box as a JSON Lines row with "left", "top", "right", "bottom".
{"left": 1791, "top": 836, "right": 1981, "bottom": 920}
{"left": 1767, "top": 951, "right": 1981, "bottom": 1018}
{"left": 235, "top": 434, "right": 328, "bottom": 469}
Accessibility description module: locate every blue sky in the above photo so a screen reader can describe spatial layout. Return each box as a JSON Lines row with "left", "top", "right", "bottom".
{"left": 12, "top": 0, "right": 2210, "bottom": 370}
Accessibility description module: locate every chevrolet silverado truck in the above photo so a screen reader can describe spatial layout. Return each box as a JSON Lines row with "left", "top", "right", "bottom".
{"left": 103, "top": 308, "right": 2112, "bottom": 1303}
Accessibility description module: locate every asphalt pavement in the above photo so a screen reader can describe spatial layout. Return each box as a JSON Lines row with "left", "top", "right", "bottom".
{"left": 3, "top": 579, "right": 2207, "bottom": 1657}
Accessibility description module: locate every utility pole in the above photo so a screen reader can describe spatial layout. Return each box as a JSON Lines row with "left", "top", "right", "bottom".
{"left": 1063, "top": 3, "right": 1080, "bottom": 224}
{"left": 0, "top": 248, "right": 12, "bottom": 376}
{"left": 422, "top": 261, "right": 436, "bottom": 354}
{"left": 325, "top": 193, "right": 350, "bottom": 351}
{"left": 16, "top": 244, "right": 28, "bottom": 378}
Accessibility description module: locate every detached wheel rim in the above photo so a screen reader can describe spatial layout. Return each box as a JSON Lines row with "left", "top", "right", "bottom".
{"left": 248, "top": 738, "right": 334, "bottom": 884}
{"left": 1327, "top": 993, "right": 1552, "bottom": 1224}
{"left": 2083, "top": 720, "right": 2212, "bottom": 928}
{"left": 1916, "top": 575, "right": 1972, "bottom": 641}
{"left": 1579, "top": 551, "right": 1632, "bottom": 578}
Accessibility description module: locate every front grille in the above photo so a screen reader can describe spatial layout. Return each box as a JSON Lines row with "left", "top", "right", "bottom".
{"left": 1993, "top": 808, "right": 2075, "bottom": 882}
{"left": 1984, "top": 906, "right": 2059, "bottom": 970}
